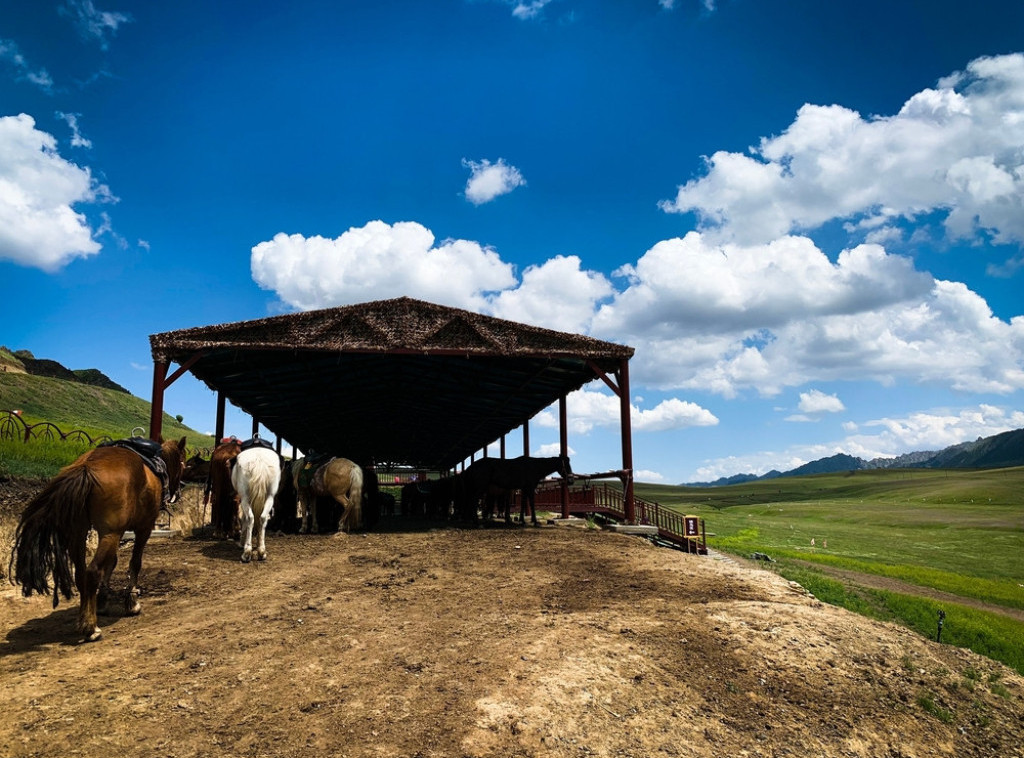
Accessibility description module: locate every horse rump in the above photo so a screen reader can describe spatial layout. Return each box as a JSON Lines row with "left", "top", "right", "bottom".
{"left": 9, "top": 463, "right": 97, "bottom": 607}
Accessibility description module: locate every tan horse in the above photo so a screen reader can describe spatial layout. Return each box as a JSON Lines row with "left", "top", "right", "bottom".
{"left": 292, "top": 456, "right": 364, "bottom": 534}
{"left": 9, "top": 437, "right": 187, "bottom": 642}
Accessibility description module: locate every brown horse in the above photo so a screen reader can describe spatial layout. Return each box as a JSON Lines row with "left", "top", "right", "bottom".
{"left": 460, "top": 455, "right": 573, "bottom": 526}
{"left": 8, "top": 436, "right": 187, "bottom": 642}
{"left": 293, "top": 456, "right": 364, "bottom": 533}
{"left": 206, "top": 438, "right": 241, "bottom": 539}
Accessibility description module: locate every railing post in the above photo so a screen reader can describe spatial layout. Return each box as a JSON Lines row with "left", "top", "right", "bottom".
{"left": 559, "top": 395, "right": 569, "bottom": 519}
{"left": 618, "top": 359, "right": 635, "bottom": 523}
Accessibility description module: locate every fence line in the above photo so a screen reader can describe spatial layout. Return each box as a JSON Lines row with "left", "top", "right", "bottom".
{"left": 533, "top": 481, "right": 707, "bottom": 554}
{"left": 0, "top": 410, "right": 113, "bottom": 446}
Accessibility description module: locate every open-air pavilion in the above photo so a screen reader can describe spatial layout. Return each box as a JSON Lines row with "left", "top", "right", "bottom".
{"left": 147, "top": 297, "right": 640, "bottom": 521}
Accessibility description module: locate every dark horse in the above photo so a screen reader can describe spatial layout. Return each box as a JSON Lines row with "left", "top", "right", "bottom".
{"left": 461, "top": 455, "right": 573, "bottom": 526}
{"left": 8, "top": 436, "right": 187, "bottom": 642}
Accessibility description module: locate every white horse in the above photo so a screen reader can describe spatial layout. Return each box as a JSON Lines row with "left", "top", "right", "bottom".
{"left": 231, "top": 446, "right": 281, "bottom": 562}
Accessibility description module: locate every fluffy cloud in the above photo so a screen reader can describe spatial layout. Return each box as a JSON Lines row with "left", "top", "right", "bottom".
{"left": 462, "top": 158, "right": 526, "bottom": 205}
{"left": 251, "top": 220, "right": 516, "bottom": 311}
{"left": 535, "top": 387, "right": 718, "bottom": 434}
{"left": 488, "top": 255, "right": 613, "bottom": 333}
{"left": 660, "top": 53, "right": 1024, "bottom": 252}
{"left": 848, "top": 404, "right": 1024, "bottom": 457}
{"left": 593, "top": 232, "right": 1024, "bottom": 397}
{"left": 798, "top": 390, "right": 845, "bottom": 414}
{"left": 596, "top": 233, "right": 933, "bottom": 339}
{"left": 0, "top": 113, "right": 110, "bottom": 271}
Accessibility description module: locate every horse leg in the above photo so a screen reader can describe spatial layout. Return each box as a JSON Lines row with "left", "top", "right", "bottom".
{"left": 297, "top": 491, "right": 309, "bottom": 533}
{"left": 336, "top": 494, "right": 352, "bottom": 533}
{"left": 239, "top": 499, "right": 255, "bottom": 562}
{"left": 256, "top": 497, "right": 272, "bottom": 561}
{"left": 125, "top": 528, "right": 152, "bottom": 615}
{"left": 96, "top": 545, "right": 120, "bottom": 616}
{"left": 80, "top": 532, "right": 118, "bottom": 642}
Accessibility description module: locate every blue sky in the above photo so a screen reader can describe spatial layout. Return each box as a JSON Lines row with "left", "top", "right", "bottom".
{"left": 2, "top": 0, "right": 1023, "bottom": 484}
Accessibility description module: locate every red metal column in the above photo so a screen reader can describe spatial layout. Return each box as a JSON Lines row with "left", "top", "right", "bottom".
{"left": 618, "top": 358, "right": 635, "bottom": 523}
{"left": 148, "top": 361, "right": 169, "bottom": 441}
{"left": 215, "top": 392, "right": 226, "bottom": 442}
{"left": 559, "top": 395, "right": 569, "bottom": 519}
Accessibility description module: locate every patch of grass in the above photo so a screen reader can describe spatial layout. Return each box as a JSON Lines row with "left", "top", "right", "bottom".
{"left": 917, "top": 691, "right": 955, "bottom": 723}
{"left": 0, "top": 436, "right": 94, "bottom": 478}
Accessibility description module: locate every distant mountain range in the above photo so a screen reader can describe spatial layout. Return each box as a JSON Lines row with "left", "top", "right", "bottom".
{"left": 683, "top": 427, "right": 1024, "bottom": 486}
{"left": 0, "top": 347, "right": 130, "bottom": 394}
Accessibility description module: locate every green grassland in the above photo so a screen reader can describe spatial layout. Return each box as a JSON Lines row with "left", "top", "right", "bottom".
{"left": 0, "top": 371, "right": 214, "bottom": 477}
{"left": 633, "top": 469, "right": 1024, "bottom": 673}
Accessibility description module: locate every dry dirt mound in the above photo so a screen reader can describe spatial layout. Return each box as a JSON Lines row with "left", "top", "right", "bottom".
{"left": 1, "top": 481, "right": 1023, "bottom": 758}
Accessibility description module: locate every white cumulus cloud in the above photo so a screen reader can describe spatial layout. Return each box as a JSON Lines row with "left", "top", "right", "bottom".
{"left": 488, "top": 255, "right": 613, "bottom": 333}
{"left": 659, "top": 53, "right": 1024, "bottom": 255}
{"left": 593, "top": 232, "right": 1024, "bottom": 397}
{"left": 463, "top": 158, "right": 526, "bottom": 205}
{"left": 535, "top": 387, "right": 718, "bottom": 434}
{"left": 0, "top": 113, "right": 111, "bottom": 271}
{"left": 251, "top": 220, "right": 517, "bottom": 312}
{"left": 798, "top": 390, "right": 845, "bottom": 414}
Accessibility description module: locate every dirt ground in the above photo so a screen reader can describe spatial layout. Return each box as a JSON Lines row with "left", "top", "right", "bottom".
{"left": 2, "top": 479, "right": 1023, "bottom": 758}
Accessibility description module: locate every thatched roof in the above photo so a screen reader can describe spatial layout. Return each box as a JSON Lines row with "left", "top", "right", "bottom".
{"left": 150, "top": 297, "right": 633, "bottom": 470}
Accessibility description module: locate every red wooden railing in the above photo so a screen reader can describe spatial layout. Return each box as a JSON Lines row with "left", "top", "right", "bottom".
{"left": 531, "top": 480, "right": 706, "bottom": 554}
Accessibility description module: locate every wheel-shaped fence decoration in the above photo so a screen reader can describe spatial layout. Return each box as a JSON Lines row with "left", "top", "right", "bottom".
{"left": 28, "top": 421, "right": 62, "bottom": 442}
{"left": 63, "top": 429, "right": 96, "bottom": 445}
{"left": 0, "top": 410, "right": 29, "bottom": 441}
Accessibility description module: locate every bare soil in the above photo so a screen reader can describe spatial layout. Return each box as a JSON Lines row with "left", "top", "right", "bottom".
{"left": 2, "top": 479, "right": 1023, "bottom": 758}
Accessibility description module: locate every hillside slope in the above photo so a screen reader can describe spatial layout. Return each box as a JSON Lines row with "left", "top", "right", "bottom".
{"left": 0, "top": 371, "right": 209, "bottom": 447}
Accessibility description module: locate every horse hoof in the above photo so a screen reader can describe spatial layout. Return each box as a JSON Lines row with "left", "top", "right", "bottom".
{"left": 241, "top": 551, "right": 252, "bottom": 563}
{"left": 258, "top": 553, "right": 267, "bottom": 561}
{"left": 82, "top": 627, "right": 102, "bottom": 643}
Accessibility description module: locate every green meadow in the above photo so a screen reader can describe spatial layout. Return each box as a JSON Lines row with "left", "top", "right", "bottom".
{"left": 635, "top": 468, "right": 1024, "bottom": 673}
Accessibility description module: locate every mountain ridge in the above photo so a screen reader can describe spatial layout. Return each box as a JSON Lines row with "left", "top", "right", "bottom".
{"left": 684, "top": 427, "right": 1024, "bottom": 486}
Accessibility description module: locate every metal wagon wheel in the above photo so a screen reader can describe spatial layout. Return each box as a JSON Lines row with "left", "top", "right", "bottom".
{"left": 63, "top": 429, "right": 96, "bottom": 445}
{"left": 0, "top": 410, "right": 28, "bottom": 441}
{"left": 27, "top": 421, "right": 62, "bottom": 442}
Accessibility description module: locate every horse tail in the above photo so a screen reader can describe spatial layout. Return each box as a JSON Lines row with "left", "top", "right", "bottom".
{"left": 236, "top": 452, "right": 276, "bottom": 520}
{"left": 349, "top": 465, "right": 364, "bottom": 528}
{"left": 9, "top": 463, "right": 97, "bottom": 608}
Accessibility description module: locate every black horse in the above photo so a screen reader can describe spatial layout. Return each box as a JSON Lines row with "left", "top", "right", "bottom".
{"left": 460, "top": 455, "right": 573, "bottom": 526}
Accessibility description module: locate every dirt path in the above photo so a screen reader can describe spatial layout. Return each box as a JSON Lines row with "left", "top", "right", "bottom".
{"left": 2, "top": 481, "right": 1023, "bottom": 758}
{"left": 785, "top": 558, "right": 1024, "bottom": 624}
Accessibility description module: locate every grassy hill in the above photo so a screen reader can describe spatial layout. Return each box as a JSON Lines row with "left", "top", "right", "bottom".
{"left": 630, "top": 469, "right": 1024, "bottom": 674}
{"left": 0, "top": 371, "right": 214, "bottom": 477}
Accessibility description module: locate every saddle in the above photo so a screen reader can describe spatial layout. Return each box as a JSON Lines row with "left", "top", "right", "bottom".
{"left": 309, "top": 456, "right": 338, "bottom": 495}
{"left": 99, "top": 438, "right": 170, "bottom": 502}
{"left": 240, "top": 434, "right": 274, "bottom": 452}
